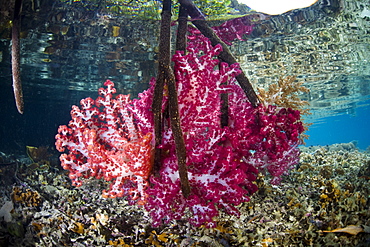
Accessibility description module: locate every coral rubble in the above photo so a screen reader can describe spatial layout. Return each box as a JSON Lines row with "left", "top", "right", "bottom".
{"left": 0, "top": 143, "right": 369, "bottom": 246}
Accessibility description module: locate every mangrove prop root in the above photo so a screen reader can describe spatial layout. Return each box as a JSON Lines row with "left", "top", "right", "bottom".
{"left": 12, "top": 0, "right": 24, "bottom": 114}
{"left": 152, "top": 0, "right": 172, "bottom": 174}
{"left": 167, "top": 67, "right": 191, "bottom": 198}
{"left": 175, "top": 4, "right": 188, "bottom": 53}
{"left": 153, "top": 0, "right": 191, "bottom": 197}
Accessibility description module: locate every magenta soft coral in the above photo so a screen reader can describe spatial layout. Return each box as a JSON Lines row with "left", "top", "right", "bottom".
{"left": 228, "top": 86, "right": 303, "bottom": 185}
{"left": 144, "top": 31, "right": 260, "bottom": 227}
{"left": 144, "top": 29, "right": 304, "bottom": 227}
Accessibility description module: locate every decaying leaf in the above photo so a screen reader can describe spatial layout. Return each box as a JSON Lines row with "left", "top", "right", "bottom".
{"left": 322, "top": 225, "right": 364, "bottom": 235}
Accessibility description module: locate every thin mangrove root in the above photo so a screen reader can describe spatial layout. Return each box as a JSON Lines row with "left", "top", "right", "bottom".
{"left": 173, "top": 3, "right": 191, "bottom": 197}
{"left": 167, "top": 67, "right": 191, "bottom": 198}
{"left": 175, "top": 4, "right": 188, "bottom": 52}
{"left": 12, "top": 0, "right": 24, "bottom": 114}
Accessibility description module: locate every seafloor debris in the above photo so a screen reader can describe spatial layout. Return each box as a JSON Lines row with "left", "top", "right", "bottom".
{"left": 0, "top": 143, "right": 369, "bottom": 246}
{"left": 11, "top": 187, "right": 42, "bottom": 207}
{"left": 322, "top": 225, "right": 365, "bottom": 235}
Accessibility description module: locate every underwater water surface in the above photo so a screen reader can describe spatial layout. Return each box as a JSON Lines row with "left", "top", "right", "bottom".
{"left": 0, "top": 0, "right": 369, "bottom": 152}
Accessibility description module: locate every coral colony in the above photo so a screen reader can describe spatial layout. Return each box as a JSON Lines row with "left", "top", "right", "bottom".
{"left": 55, "top": 80, "right": 154, "bottom": 205}
{"left": 55, "top": 27, "right": 305, "bottom": 227}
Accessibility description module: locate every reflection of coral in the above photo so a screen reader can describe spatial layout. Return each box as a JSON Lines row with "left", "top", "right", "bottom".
{"left": 212, "top": 14, "right": 259, "bottom": 45}
{"left": 11, "top": 187, "right": 42, "bottom": 207}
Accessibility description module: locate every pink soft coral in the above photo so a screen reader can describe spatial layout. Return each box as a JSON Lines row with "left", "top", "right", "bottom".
{"left": 55, "top": 80, "right": 154, "bottom": 204}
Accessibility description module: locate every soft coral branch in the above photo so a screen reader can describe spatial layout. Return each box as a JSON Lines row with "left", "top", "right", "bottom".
{"left": 55, "top": 80, "right": 154, "bottom": 204}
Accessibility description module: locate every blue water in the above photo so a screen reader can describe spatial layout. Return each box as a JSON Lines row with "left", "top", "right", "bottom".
{"left": 304, "top": 101, "right": 370, "bottom": 150}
